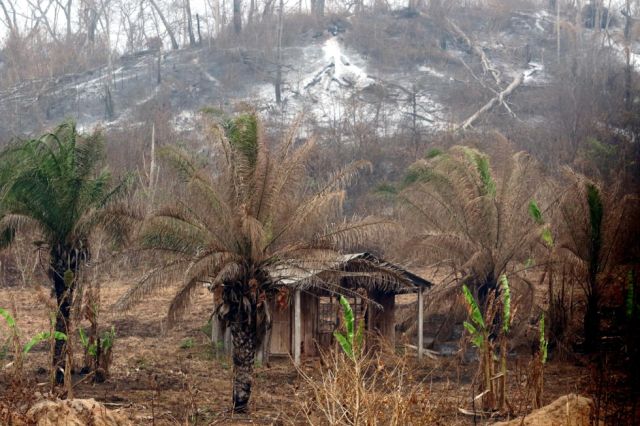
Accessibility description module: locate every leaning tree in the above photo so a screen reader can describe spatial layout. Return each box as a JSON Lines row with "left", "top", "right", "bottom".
{"left": 116, "top": 112, "right": 393, "bottom": 412}
{"left": 0, "top": 121, "right": 130, "bottom": 383}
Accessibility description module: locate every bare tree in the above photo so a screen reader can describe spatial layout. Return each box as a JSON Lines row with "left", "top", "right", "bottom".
{"left": 185, "top": 0, "right": 196, "bottom": 46}
{"left": 233, "top": 0, "right": 241, "bottom": 33}
{"left": 274, "top": 0, "right": 284, "bottom": 104}
{"left": 311, "top": 0, "right": 325, "bottom": 17}
{"left": 0, "top": 1, "right": 17, "bottom": 33}
{"left": 26, "top": 0, "right": 60, "bottom": 42}
{"left": 54, "top": 0, "right": 73, "bottom": 39}
{"left": 148, "top": 0, "right": 179, "bottom": 49}
{"left": 80, "top": 0, "right": 113, "bottom": 44}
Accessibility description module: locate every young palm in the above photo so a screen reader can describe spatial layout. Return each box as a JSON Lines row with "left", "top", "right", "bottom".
{"left": 397, "top": 141, "right": 551, "bottom": 311}
{"left": 0, "top": 121, "right": 130, "bottom": 383}
{"left": 116, "top": 112, "right": 393, "bottom": 412}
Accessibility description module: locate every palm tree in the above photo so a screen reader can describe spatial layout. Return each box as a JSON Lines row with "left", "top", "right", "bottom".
{"left": 557, "top": 171, "right": 640, "bottom": 351}
{"left": 116, "top": 112, "right": 391, "bottom": 412}
{"left": 396, "top": 142, "right": 551, "bottom": 311}
{"left": 0, "top": 121, "right": 130, "bottom": 383}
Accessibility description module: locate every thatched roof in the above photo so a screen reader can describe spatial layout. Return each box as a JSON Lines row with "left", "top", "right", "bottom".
{"left": 269, "top": 253, "right": 431, "bottom": 295}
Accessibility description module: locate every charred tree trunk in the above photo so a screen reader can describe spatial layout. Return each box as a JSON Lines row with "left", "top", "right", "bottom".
{"left": 274, "top": 0, "right": 284, "bottom": 104}
{"left": 221, "top": 268, "right": 271, "bottom": 412}
{"left": 229, "top": 310, "right": 257, "bottom": 413}
{"left": 233, "top": 0, "right": 242, "bottom": 34}
{"left": 149, "top": 0, "right": 180, "bottom": 50}
{"left": 311, "top": 0, "right": 325, "bottom": 17}
{"left": 584, "top": 289, "right": 599, "bottom": 352}
{"left": 623, "top": 1, "right": 633, "bottom": 112}
{"left": 50, "top": 244, "right": 83, "bottom": 384}
{"left": 196, "top": 13, "right": 202, "bottom": 45}
{"left": 186, "top": 0, "right": 196, "bottom": 46}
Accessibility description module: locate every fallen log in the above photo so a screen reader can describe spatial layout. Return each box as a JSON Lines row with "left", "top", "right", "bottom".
{"left": 456, "top": 73, "right": 524, "bottom": 131}
{"left": 404, "top": 344, "right": 441, "bottom": 359}
{"left": 447, "top": 18, "right": 501, "bottom": 86}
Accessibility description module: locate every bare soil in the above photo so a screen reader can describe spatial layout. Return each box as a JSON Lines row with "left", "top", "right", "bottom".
{"left": 0, "top": 282, "right": 603, "bottom": 425}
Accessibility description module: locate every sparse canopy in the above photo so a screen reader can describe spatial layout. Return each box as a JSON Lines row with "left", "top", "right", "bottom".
{"left": 397, "top": 140, "right": 552, "bottom": 312}
{"left": 116, "top": 112, "right": 393, "bottom": 412}
{"left": 557, "top": 171, "right": 640, "bottom": 351}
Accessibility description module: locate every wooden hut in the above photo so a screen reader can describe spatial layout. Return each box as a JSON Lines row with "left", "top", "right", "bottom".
{"left": 212, "top": 253, "right": 432, "bottom": 364}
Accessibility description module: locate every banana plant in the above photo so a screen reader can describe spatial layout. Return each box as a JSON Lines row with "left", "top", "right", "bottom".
{"left": 1, "top": 307, "right": 67, "bottom": 375}
{"left": 23, "top": 331, "right": 67, "bottom": 354}
{"left": 462, "top": 274, "right": 513, "bottom": 411}
{"left": 78, "top": 326, "right": 116, "bottom": 382}
{"left": 0, "top": 308, "right": 16, "bottom": 329}
{"left": 333, "top": 296, "right": 365, "bottom": 361}
{"left": 533, "top": 311, "right": 548, "bottom": 408}
{"left": 462, "top": 284, "right": 486, "bottom": 350}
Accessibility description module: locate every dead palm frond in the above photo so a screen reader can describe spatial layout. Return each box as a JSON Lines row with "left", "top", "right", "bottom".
{"left": 555, "top": 168, "right": 640, "bottom": 350}
{"left": 115, "top": 112, "right": 395, "bottom": 412}
{"left": 399, "top": 143, "right": 552, "bottom": 312}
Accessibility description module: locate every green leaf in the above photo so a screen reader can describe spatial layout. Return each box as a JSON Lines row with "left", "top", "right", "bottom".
{"left": 463, "top": 320, "right": 478, "bottom": 336}
{"left": 0, "top": 308, "right": 16, "bottom": 329}
{"left": 500, "top": 275, "right": 511, "bottom": 334}
{"left": 539, "top": 313, "right": 548, "bottom": 364}
{"left": 464, "top": 321, "right": 483, "bottom": 349}
{"left": 88, "top": 343, "right": 98, "bottom": 357}
{"left": 472, "top": 334, "right": 483, "bottom": 349}
{"left": 355, "top": 318, "right": 365, "bottom": 356}
{"left": 541, "top": 228, "right": 554, "bottom": 248}
{"left": 528, "top": 200, "right": 544, "bottom": 225}
{"left": 24, "top": 331, "right": 67, "bottom": 354}
{"left": 472, "top": 153, "right": 496, "bottom": 197}
{"left": 425, "top": 148, "right": 443, "bottom": 159}
{"left": 462, "top": 284, "right": 485, "bottom": 329}
{"left": 224, "top": 113, "right": 259, "bottom": 167}
{"left": 333, "top": 331, "right": 353, "bottom": 359}
{"left": 78, "top": 327, "right": 89, "bottom": 348}
{"left": 338, "top": 296, "right": 355, "bottom": 343}
{"left": 102, "top": 326, "right": 116, "bottom": 351}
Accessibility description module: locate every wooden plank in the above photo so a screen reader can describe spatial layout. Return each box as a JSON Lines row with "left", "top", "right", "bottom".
{"left": 369, "top": 291, "right": 395, "bottom": 346}
{"left": 301, "top": 292, "right": 318, "bottom": 357}
{"left": 418, "top": 288, "right": 424, "bottom": 360}
{"left": 269, "top": 300, "right": 291, "bottom": 355}
{"left": 294, "top": 289, "right": 301, "bottom": 366}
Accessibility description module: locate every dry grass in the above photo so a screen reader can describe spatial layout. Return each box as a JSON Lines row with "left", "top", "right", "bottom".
{"left": 0, "top": 280, "right": 609, "bottom": 425}
{"left": 294, "top": 341, "right": 439, "bottom": 425}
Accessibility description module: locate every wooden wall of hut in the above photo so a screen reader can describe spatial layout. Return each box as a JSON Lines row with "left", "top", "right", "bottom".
{"left": 368, "top": 290, "right": 396, "bottom": 346}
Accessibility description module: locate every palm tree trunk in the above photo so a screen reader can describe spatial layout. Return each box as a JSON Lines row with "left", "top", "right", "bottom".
{"left": 584, "top": 291, "right": 599, "bottom": 352}
{"left": 51, "top": 245, "right": 74, "bottom": 384}
{"left": 230, "top": 318, "right": 257, "bottom": 412}
{"left": 50, "top": 243, "right": 84, "bottom": 384}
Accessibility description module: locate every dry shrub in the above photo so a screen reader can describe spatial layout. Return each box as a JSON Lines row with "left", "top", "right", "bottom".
{"left": 295, "top": 341, "right": 437, "bottom": 425}
{"left": 1, "top": 30, "right": 110, "bottom": 88}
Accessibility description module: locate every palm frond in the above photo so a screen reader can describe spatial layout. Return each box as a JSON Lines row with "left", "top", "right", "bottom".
{"left": 114, "top": 258, "right": 192, "bottom": 311}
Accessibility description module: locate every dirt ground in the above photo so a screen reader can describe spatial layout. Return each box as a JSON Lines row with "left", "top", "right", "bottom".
{"left": 0, "top": 281, "right": 604, "bottom": 425}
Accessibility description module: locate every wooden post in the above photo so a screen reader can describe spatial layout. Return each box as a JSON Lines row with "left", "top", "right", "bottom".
{"left": 211, "top": 308, "right": 224, "bottom": 356}
{"left": 224, "top": 327, "right": 232, "bottom": 356}
{"left": 417, "top": 287, "right": 424, "bottom": 360}
{"left": 294, "top": 289, "right": 301, "bottom": 366}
